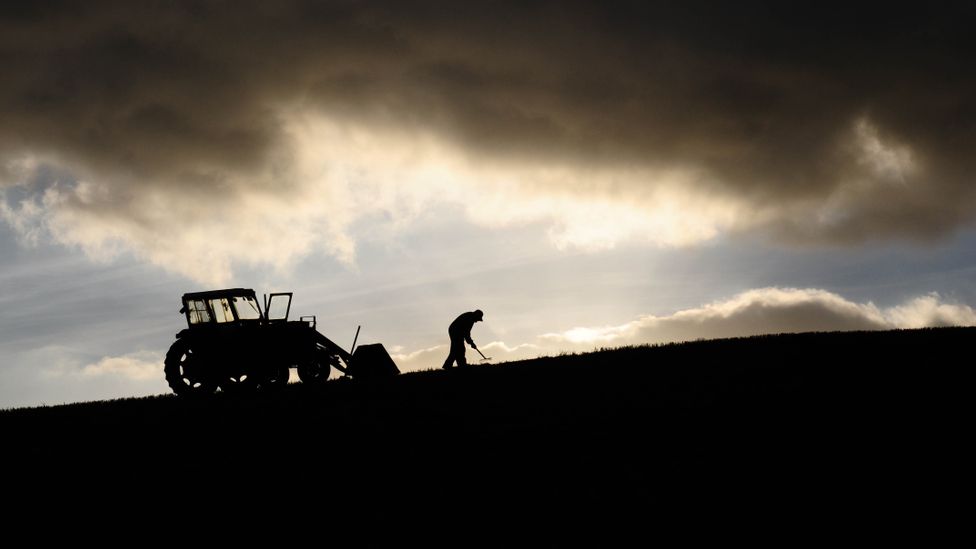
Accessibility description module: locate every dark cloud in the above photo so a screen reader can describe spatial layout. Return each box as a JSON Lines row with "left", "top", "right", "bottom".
{"left": 2, "top": 1, "right": 975, "bottom": 256}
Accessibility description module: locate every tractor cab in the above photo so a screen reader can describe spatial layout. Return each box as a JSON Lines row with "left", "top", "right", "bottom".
{"left": 180, "top": 288, "right": 294, "bottom": 327}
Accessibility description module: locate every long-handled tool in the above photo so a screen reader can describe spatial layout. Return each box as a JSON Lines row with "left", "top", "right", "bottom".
{"left": 474, "top": 347, "right": 492, "bottom": 361}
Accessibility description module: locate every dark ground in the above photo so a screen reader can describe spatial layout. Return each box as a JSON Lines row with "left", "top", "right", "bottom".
{"left": 0, "top": 328, "right": 968, "bottom": 539}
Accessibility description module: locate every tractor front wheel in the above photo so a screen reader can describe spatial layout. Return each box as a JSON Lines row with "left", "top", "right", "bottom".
{"left": 297, "top": 350, "right": 334, "bottom": 385}
{"left": 164, "top": 339, "right": 218, "bottom": 396}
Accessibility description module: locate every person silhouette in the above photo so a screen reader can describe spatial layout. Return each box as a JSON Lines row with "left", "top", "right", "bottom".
{"left": 442, "top": 310, "right": 484, "bottom": 369}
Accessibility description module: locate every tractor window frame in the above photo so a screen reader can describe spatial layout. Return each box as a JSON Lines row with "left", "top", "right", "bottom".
{"left": 232, "top": 296, "right": 262, "bottom": 321}
{"left": 210, "top": 297, "right": 235, "bottom": 323}
{"left": 265, "top": 293, "right": 292, "bottom": 321}
{"left": 187, "top": 299, "right": 212, "bottom": 324}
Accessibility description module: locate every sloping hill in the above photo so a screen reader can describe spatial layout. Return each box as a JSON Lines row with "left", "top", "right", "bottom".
{"left": 1, "top": 328, "right": 966, "bottom": 527}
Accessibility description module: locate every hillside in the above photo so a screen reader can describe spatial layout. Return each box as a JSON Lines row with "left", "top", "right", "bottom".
{"left": 1, "top": 328, "right": 966, "bottom": 529}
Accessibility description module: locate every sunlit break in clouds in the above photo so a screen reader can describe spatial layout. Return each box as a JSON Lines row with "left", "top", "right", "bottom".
{"left": 1, "top": 1, "right": 976, "bottom": 406}
{"left": 2, "top": 112, "right": 750, "bottom": 284}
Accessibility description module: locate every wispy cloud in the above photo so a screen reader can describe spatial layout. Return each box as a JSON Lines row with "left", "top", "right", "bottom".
{"left": 539, "top": 288, "right": 976, "bottom": 349}
{"left": 78, "top": 351, "right": 161, "bottom": 381}
{"left": 44, "top": 350, "right": 163, "bottom": 382}
{"left": 0, "top": 345, "right": 169, "bottom": 408}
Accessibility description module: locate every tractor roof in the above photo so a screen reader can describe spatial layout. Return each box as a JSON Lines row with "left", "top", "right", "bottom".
{"left": 182, "top": 288, "right": 257, "bottom": 301}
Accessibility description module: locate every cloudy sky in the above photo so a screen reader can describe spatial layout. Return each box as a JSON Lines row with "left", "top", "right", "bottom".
{"left": 2, "top": 1, "right": 976, "bottom": 407}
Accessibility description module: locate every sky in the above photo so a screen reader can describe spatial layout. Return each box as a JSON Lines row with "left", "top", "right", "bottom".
{"left": 2, "top": 1, "right": 976, "bottom": 408}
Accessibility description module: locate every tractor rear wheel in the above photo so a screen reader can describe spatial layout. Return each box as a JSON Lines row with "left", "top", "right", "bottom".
{"left": 165, "top": 339, "right": 217, "bottom": 396}
{"left": 297, "top": 350, "right": 334, "bottom": 385}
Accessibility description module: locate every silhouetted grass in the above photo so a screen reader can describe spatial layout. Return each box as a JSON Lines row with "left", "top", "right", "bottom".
{"left": 1, "top": 328, "right": 968, "bottom": 530}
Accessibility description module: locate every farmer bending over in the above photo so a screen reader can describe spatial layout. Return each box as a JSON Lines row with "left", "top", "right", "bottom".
{"left": 442, "top": 310, "right": 483, "bottom": 369}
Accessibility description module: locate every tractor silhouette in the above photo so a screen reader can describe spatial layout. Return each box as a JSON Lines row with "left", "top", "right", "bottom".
{"left": 164, "top": 288, "right": 399, "bottom": 395}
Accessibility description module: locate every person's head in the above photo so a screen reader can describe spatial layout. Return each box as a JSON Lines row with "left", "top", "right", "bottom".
{"left": 474, "top": 309, "right": 484, "bottom": 321}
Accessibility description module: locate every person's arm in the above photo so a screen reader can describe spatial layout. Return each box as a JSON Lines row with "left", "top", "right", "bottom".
{"left": 466, "top": 332, "right": 476, "bottom": 347}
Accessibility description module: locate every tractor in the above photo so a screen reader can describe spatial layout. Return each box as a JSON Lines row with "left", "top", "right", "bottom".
{"left": 164, "top": 288, "right": 399, "bottom": 396}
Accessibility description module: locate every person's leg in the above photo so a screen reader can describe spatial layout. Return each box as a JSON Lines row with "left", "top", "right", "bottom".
{"left": 455, "top": 339, "right": 468, "bottom": 367}
{"left": 443, "top": 334, "right": 463, "bottom": 369}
